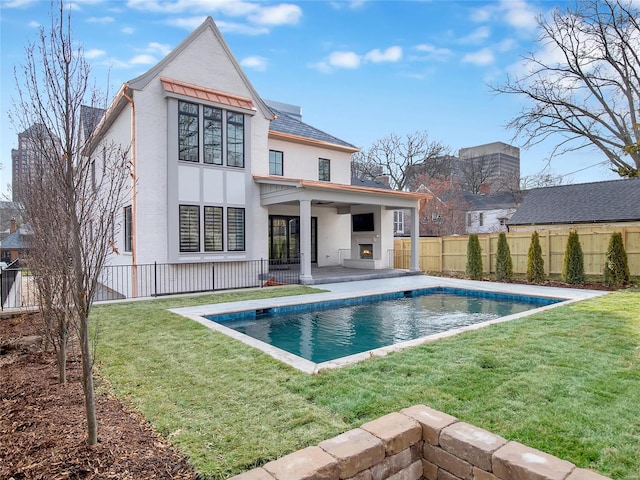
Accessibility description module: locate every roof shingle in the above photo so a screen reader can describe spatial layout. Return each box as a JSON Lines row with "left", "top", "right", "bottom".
{"left": 508, "top": 178, "right": 640, "bottom": 225}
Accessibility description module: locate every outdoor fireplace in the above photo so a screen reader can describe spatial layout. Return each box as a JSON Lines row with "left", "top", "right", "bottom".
{"left": 359, "top": 244, "right": 374, "bottom": 260}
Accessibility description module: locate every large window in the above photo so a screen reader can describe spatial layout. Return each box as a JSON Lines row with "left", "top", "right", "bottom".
{"left": 178, "top": 101, "right": 199, "bottom": 162}
{"left": 177, "top": 101, "right": 245, "bottom": 167}
{"left": 227, "top": 207, "right": 245, "bottom": 251}
{"left": 204, "top": 206, "right": 223, "bottom": 251}
{"left": 203, "top": 106, "right": 222, "bottom": 165}
{"left": 124, "top": 205, "right": 132, "bottom": 252}
{"left": 318, "top": 158, "right": 330, "bottom": 181}
{"left": 179, "top": 205, "right": 200, "bottom": 252}
{"left": 227, "top": 112, "right": 244, "bottom": 167}
{"left": 269, "top": 150, "right": 283, "bottom": 176}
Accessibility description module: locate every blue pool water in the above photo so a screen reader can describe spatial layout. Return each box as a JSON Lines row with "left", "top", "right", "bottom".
{"left": 207, "top": 288, "right": 560, "bottom": 364}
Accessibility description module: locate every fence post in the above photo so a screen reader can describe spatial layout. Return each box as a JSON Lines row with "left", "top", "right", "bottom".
{"left": 212, "top": 262, "right": 215, "bottom": 292}
{"left": 260, "top": 258, "right": 264, "bottom": 288}
{"left": 544, "top": 230, "right": 551, "bottom": 276}
{"left": 153, "top": 261, "right": 158, "bottom": 297}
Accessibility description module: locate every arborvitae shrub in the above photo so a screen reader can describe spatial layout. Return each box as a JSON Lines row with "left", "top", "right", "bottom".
{"left": 604, "top": 232, "right": 629, "bottom": 286}
{"left": 562, "top": 230, "right": 585, "bottom": 285}
{"left": 495, "top": 232, "right": 513, "bottom": 282}
{"left": 466, "top": 233, "right": 483, "bottom": 280}
{"left": 526, "top": 231, "right": 545, "bottom": 283}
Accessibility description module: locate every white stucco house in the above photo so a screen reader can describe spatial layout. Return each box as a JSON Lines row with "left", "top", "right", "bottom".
{"left": 87, "top": 17, "right": 424, "bottom": 290}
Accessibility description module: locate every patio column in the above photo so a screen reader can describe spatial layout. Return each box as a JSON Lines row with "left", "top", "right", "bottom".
{"left": 410, "top": 206, "right": 420, "bottom": 272}
{"left": 299, "top": 199, "right": 313, "bottom": 283}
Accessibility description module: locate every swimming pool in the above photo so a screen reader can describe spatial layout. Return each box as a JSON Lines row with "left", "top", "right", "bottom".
{"left": 206, "top": 287, "right": 560, "bottom": 364}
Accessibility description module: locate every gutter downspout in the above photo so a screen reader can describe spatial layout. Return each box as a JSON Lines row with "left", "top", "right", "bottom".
{"left": 123, "top": 85, "right": 137, "bottom": 297}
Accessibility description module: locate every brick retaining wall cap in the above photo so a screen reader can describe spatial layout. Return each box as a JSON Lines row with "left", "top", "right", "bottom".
{"left": 492, "top": 441, "right": 575, "bottom": 480}
{"left": 318, "top": 428, "right": 385, "bottom": 479}
{"left": 262, "top": 446, "right": 339, "bottom": 480}
{"left": 361, "top": 412, "right": 422, "bottom": 456}
{"left": 440, "top": 422, "right": 507, "bottom": 471}
{"left": 400, "top": 405, "right": 458, "bottom": 446}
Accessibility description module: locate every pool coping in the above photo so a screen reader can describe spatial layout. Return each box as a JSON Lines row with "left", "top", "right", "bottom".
{"left": 170, "top": 275, "right": 610, "bottom": 374}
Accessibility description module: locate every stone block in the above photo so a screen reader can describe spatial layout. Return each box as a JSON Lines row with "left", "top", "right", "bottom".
{"left": 440, "top": 422, "right": 507, "bottom": 471}
{"left": 401, "top": 405, "right": 458, "bottom": 446}
{"left": 228, "top": 468, "right": 276, "bottom": 480}
{"left": 423, "top": 459, "right": 438, "bottom": 480}
{"left": 424, "top": 443, "right": 472, "bottom": 480}
{"left": 347, "top": 469, "right": 373, "bottom": 480}
{"left": 319, "top": 428, "right": 385, "bottom": 479}
{"left": 566, "top": 468, "right": 612, "bottom": 480}
{"left": 263, "top": 446, "right": 339, "bottom": 480}
{"left": 472, "top": 466, "right": 500, "bottom": 480}
{"left": 438, "top": 469, "right": 462, "bottom": 480}
{"left": 361, "top": 412, "right": 422, "bottom": 455}
{"left": 387, "top": 460, "right": 423, "bottom": 480}
{"left": 370, "top": 448, "right": 413, "bottom": 480}
{"left": 492, "top": 441, "right": 575, "bottom": 480}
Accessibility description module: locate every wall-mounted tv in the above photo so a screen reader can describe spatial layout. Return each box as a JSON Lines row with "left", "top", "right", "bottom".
{"left": 352, "top": 213, "right": 375, "bottom": 232}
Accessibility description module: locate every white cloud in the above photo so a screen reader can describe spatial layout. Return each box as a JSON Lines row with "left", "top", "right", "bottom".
{"left": 365, "top": 46, "right": 402, "bottom": 63}
{"left": 413, "top": 44, "right": 453, "bottom": 62}
{"left": 501, "top": 0, "right": 538, "bottom": 30}
{"left": 3, "top": 0, "right": 38, "bottom": 6}
{"left": 248, "top": 4, "right": 301, "bottom": 26}
{"left": 330, "top": 0, "right": 367, "bottom": 10}
{"left": 85, "top": 48, "right": 106, "bottom": 59}
{"left": 121, "top": 26, "right": 135, "bottom": 34}
{"left": 87, "top": 16, "right": 115, "bottom": 23}
{"left": 28, "top": 20, "right": 40, "bottom": 28}
{"left": 216, "top": 21, "right": 269, "bottom": 35}
{"left": 462, "top": 47, "right": 495, "bottom": 66}
{"left": 128, "top": 0, "right": 301, "bottom": 32}
{"left": 470, "top": 6, "right": 491, "bottom": 23}
{"left": 459, "top": 26, "right": 491, "bottom": 44}
{"left": 147, "top": 41, "right": 172, "bottom": 56}
{"left": 329, "top": 51, "right": 361, "bottom": 69}
{"left": 130, "top": 54, "right": 157, "bottom": 65}
{"left": 240, "top": 55, "right": 267, "bottom": 71}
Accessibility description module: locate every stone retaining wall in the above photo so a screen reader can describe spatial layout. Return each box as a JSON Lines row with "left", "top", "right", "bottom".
{"left": 230, "top": 404, "right": 611, "bottom": 480}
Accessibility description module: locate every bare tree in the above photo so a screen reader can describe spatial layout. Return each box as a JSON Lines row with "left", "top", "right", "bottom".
{"left": 458, "top": 156, "right": 495, "bottom": 194}
{"left": 415, "top": 175, "right": 468, "bottom": 236}
{"left": 520, "top": 170, "right": 566, "bottom": 190}
{"left": 354, "top": 131, "right": 450, "bottom": 190}
{"left": 493, "top": 0, "right": 640, "bottom": 177}
{"left": 350, "top": 151, "right": 383, "bottom": 180}
{"left": 10, "top": 2, "right": 131, "bottom": 445}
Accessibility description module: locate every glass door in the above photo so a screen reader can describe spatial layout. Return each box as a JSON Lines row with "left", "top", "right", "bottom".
{"left": 269, "top": 215, "right": 317, "bottom": 264}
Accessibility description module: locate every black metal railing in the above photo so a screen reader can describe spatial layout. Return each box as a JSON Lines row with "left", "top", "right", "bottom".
{"left": 1, "top": 259, "right": 302, "bottom": 310}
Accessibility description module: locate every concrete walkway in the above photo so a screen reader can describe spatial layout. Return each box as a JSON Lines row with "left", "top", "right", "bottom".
{"left": 171, "top": 275, "right": 610, "bottom": 374}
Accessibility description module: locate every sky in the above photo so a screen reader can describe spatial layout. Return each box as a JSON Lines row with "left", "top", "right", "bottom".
{"left": 0, "top": 0, "right": 621, "bottom": 198}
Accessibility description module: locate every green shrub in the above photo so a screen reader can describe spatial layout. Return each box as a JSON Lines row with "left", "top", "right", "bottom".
{"left": 604, "top": 232, "right": 630, "bottom": 286}
{"left": 526, "top": 231, "right": 545, "bottom": 283}
{"left": 466, "top": 233, "right": 483, "bottom": 280}
{"left": 562, "top": 230, "right": 585, "bottom": 285}
{"left": 495, "top": 232, "right": 513, "bottom": 282}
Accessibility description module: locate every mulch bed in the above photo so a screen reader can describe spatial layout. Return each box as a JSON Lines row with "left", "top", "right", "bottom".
{"left": 0, "top": 314, "right": 197, "bottom": 480}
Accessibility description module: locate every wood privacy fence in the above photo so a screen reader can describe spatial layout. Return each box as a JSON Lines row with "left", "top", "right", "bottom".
{"left": 394, "top": 226, "right": 640, "bottom": 277}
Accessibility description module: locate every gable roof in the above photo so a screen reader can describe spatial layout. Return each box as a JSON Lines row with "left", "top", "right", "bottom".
{"left": 0, "top": 226, "right": 31, "bottom": 250}
{"left": 127, "top": 16, "right": 272, "bottom": 121}
{"left": 269, "top": 107, "right": 358, "bottom": 152}
{"left": 508, "top": 178, "right": 640, "bottom": 226}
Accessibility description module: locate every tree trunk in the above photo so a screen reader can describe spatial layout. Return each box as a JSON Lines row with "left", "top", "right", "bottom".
{"left": 57, "top": 336, "right": 67, "bottom": 384}
{"left": 80, "top": 314, "right": 97, "bottom": 445}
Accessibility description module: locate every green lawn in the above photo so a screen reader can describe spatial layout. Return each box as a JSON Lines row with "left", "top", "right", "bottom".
{"left": 93, "top": 286, "right": 640, "bottom": 480}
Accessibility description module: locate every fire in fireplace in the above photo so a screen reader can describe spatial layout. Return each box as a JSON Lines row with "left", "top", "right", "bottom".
{"left": 359, "top": 244, "right": 373, "bottom": 259}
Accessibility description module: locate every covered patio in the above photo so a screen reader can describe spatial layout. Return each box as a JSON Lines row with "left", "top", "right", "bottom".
{"left": 254, "top": 175, "right": 430, "bottom": 284}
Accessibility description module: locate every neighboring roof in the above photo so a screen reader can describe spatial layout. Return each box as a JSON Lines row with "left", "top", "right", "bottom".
{"left": 463, "top": 191, "right": 521, "bottom": 211}
{"left": 269, "top": 107, "right": 358, "bottom": 152}
{"left": 351, "top": 177, "right": 392, "bottom": 190}
{"left": 0, "top": 227, "right": 31, "bottom": 250}
{"left": 80, "top": 105, "right": 105, "bottom": 140}
{"left": 508, "top": 178, "right": 640, "bottom": 226}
